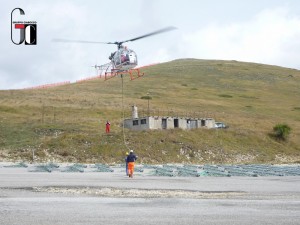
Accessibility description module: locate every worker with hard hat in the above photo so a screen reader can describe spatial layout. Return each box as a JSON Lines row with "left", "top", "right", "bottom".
{"left": 126, "top": 149, "right": 138, "bottom": 178}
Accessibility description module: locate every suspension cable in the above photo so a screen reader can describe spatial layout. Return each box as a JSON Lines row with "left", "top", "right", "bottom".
{"left": 121, "top": 74, "right": 131, "bottom": 151}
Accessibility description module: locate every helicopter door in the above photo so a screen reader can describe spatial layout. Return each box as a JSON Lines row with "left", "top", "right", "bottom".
{"left": 113, "top": 51, "right": 121, "bottom": 67}
{"left": 128, "top": 50, "right": 137, "bottom": 65}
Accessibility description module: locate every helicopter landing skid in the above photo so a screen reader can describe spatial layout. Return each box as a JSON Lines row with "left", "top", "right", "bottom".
{"left": 127, "top": 68, "right": 145, "bottom": 80}
{"left": 105, "top": 68, "right": 144, "bottom": 81}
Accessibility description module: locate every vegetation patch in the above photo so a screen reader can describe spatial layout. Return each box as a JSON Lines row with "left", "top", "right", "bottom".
{"left": 219, "top": 94, "right": 233, "bottom": 98}
{"left": 239, "top": 95, "right": 258, "bottom": 99}
{"left": 0, "top": 106, "right": 18, "bottom": 113}
{"left": 141, "top": 96, "right": 152, "bottom": 100}
{"left": 271, "top": 124, "right": 291, "bottom": 141}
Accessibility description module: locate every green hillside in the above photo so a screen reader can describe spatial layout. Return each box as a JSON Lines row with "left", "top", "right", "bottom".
{"left": 0, "top": 59, "right": 300, "bottom": 164}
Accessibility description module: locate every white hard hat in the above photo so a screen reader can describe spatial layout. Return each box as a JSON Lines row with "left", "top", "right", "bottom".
{"left": 130, "top": 150, "right": 133, "bottom": 153}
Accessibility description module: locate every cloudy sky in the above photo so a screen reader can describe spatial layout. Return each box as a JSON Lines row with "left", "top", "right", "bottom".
{"left": 1, "top": 0, "right": 300, "bottom": 90}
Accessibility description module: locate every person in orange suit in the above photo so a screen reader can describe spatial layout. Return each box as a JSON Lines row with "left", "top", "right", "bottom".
{"left": 126, "top": 150, "right": 138, "bottom": 178}
{"left": 105, "top": 121, "right": 111, "bottom": 133}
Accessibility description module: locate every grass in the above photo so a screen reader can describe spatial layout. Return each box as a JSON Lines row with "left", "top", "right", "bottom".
{"left": 0, "top": 59, "right": 300, "bottom": 164}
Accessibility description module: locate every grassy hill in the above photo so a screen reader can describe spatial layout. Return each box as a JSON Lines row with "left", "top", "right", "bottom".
{"left": 0, "top": 59, "right": 300, "bottom": 164}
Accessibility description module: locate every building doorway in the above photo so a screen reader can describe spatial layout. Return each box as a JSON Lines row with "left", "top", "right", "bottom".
{"left": 162, "top": 119, "right": 167, "bottom": 129}
{"left": 174, "top": 119, "right": 179, "bottom": 128}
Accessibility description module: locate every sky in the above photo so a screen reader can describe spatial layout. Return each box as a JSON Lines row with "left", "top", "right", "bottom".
{"left": 1, "top": 0, "right": 300, "bottom": 90}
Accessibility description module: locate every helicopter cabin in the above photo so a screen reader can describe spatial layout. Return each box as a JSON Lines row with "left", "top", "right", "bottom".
{"left": 113, "top": 47, "right": 137, "bottom": 70}
{"left": 123, "top": 106, "right": 216, "bottom": 131}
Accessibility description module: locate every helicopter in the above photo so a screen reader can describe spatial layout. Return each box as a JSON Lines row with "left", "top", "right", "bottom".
{"left": 53, "top": 26, "right": 176, "bottom": 80}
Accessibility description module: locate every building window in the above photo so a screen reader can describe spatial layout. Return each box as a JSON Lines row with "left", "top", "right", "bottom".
{"left": 141, "top": 119, "right": 147, "bottom": 124}
{"left": 133, "top": 120, "right": 139, "bottom": 126}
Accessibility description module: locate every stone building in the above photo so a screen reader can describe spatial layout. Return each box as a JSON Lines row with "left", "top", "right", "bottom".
{"left": 124, "top": 105, "right": 215, "bottom": 131}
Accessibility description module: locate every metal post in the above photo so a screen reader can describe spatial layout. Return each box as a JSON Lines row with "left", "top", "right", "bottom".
{"left": 32, "top": 149, "right": 35, "bottom": 163}
{"left": 147, "top": 92, "right": 150, "bottom": 116}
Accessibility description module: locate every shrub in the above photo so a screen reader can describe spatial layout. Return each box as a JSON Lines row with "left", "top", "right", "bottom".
{"left": 219, "top": 94, "right": 233, "bottom": 98}
{"left": 273, "top": 124, "right": 291, "bottom": 141}
{"left": 141, "top": 96, "right": 152, "bottom": 100}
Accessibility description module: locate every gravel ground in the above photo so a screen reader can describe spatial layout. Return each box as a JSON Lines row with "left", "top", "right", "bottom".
{"left": 0, "top": 163, "right": 300, "bottom": 225}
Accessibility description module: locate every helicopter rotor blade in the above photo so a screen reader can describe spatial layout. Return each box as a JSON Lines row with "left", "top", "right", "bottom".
{"left": 52, "top": 26, "right": 177, "bottom": 47}
{"left": 107, "top": 41, "right": 122, "bottom": 46}
{"left": 121, "top": 26, "right": 177, "bottom": 44}
{"left": 52, "top": 38, "right": 110, "bottom": 44}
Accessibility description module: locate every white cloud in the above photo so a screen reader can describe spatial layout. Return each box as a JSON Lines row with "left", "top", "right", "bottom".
{"left": 181, "top": 7, "right": 300, "bottom": 68}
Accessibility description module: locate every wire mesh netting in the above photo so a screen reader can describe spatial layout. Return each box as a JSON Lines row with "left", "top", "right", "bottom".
{"left": 4, "top": 162, "right": 28, "bottom": 168}
{"left": 2, "top": 162, "right": 299, "bottom": 177}
{"left": 91, "top": 163, "right": 114, "bottom": 172}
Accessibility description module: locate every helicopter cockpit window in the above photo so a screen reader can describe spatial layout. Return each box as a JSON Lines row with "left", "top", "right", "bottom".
{"left": 120, "top": 49, "right": 130, "bottom": 65}
{"left": 113, "top": 48, "right": 137, "bottom": 68}
{"left": 119, "top": 49, "right": 137, "bottom": 65}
